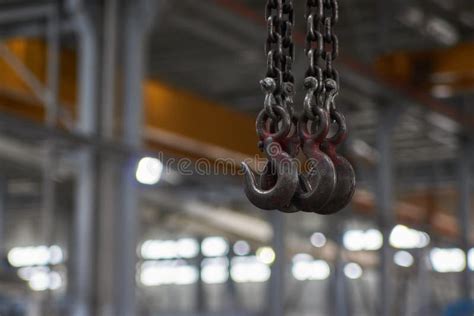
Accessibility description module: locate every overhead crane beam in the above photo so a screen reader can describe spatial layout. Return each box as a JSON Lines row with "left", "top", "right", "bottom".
{"left": 0, "top": 39, "right": 259, "bottom": 157}
{"left": 376, "top": 43, "right": 474, "bottom": 98}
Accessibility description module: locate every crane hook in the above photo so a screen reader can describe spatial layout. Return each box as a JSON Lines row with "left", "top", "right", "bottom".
{"left": 292, "top": 77, "right": 337, "bottom": 213}
{"left": 241, "top": 91, "right": 299, "bottom": 211}
{"left": 317, "top": 81, "right": 356, "bottom": 214}
{"left": 257, "top": 113, "right": 301, "bottom": 213}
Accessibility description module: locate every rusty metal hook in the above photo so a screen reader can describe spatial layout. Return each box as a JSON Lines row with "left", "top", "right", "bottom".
{"left": 257, "top": 113, "right": 301, "bottom": 213}
{"left": 292, "top": 104, "right": 336, "bottom": 213}
{"left": 241, "top": 105, "right": 299, "bottom": 210}
{"left": 258, "top": 78, "right": 301, "bottom": 213}
{"left": 317, "top": 108, "right": 356, "bottom": 214}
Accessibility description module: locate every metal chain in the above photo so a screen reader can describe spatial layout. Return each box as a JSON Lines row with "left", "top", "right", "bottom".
{"left": 322, "top": 0, "right": 339, "bottom": 85}
{"left": 304, "top": 0, "right": 339, "bottom": 117}
{"left": 245, "top": 0, "right": 352, "bottom": 213}
{"left": 305, "top": 0, "right": 323, "bottom": 83}
{"left": 264, "top": 0, "right": 295, "bottom": 119}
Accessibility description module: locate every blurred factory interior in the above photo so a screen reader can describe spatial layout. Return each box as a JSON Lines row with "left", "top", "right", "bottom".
{"left": 0, "top": 0, "right": 473, "bottom": 315}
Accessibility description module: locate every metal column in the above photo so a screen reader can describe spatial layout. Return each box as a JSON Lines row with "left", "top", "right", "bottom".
{"left": 334, "top": 221, "right": 350, "bottom": 316}
{"left": 375, "top": 104, "right": 400, "bottom": 316}
{"left": 458, "top": 135, "right": 473, "bottom": 299}
{"left": 41, "top": 7, "right": 61, "bottom": 315}
{"left": 0, "top": 177, "right": 5, "bottom": 260}
{"left": 415, "top": 248, "right": 431, "bottom": 315}
{"left": 115, "top": 1, "right": 158, "bottom": 315}
{"left": 96, "top": 1, "right": 119, "bottom": 314}
{"left": 41, "top": 0, "right": 60, "bottom": 255}
{"left": 68, "top": 1, "right": 100, "bottom": 315}
{"left": 267, "top": 212, "right": 285, "bottom": 316}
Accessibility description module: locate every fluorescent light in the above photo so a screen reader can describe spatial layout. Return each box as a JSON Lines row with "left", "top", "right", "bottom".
{"left": 8, "top": 246, "right": 49, "bottom": 267}
{"left": 48, "top": 272, "right": 62, "bottom": 290}
{"left": 18, "top": 267, "right": 35, "bottom": 281}
{"left": 27, "top": 269, "right": 62, "bottom": 292}
{"left": 202, "top": 237, "right": 229, "bottom": 257}
{"left": 231, "top": 256, "right": 271, "bottom": 283}
{"left": 310, "top": 232, "right": 327, "bottom": 248}
{"left": 7, "top": 246, "right": 64, "bottom": 267}
{"left": 343, "top": 229, "right": 383, "bottom": 251}
{"left": 344, "top": 263, "right": 363, "bottom": 280}
{"left": 141, "top": 239, "right": 199, "bottom": 260}
{"left": 394, "top": 251, "right": 414, "bottom": 268}
{"left": 292, "top": 259, "right": 330, "bottom": 281}
{"left": 364, "top": 229, "right": 383, "bottom": 250}
{"left": 141, "top": 240, "right": 177, "bottom": 260}
{"left": 292, "top": 253, "right": 314, "bottom": 263}
{"left": 389, "top": 225, "right": 430, "bottom": 249}
{"left": 140, "top": 261, "right": 172, "bottom": 286}
{"left": 343, "top": 230, "right": 364, "bottom": 251}
{"left": 176, "top": 238, "right": 199, "bottom": 259}
{"left": 48, "top": 245, "right": 64, "bottom": 265}
{"left": 136, "top": 157, "right": 163, "bottom": 185}
{"left": 430, "top": 248, "right": 466, "bottom": 273}
{"left": 140, "top": 261, "right": 198, "bottom": 286}
{"left": 175, "top": 265, "right": 199, "bottom": 285}
{"left": 29, "top": 270, "right": 50, "bottom": 291}
{"left": 17, "top": 266, "right": 49, "bottom": 281}
{"left": 233, "top": 240, "right": 251, "bottom": 256}
{"left": 201, "top": 257, "right": 229, "bottom": 284}
{"left": 256, "top": 247, "right": 275, "bottom": 265}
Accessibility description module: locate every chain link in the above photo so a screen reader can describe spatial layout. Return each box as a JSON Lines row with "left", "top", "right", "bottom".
{"left": 264, "top": 0, "right": 295, "bottom": 119}
{"left": 322, "top": 0, "right": 339, "bottom": 85}
{"left": 306, "top": 0, "right": 339, "bottom": 83}
{"left": 305, "top": 0, "right": 323, "bottom": 82}
{"left": 305, "top": 0, "right": 339, "bottom": 118}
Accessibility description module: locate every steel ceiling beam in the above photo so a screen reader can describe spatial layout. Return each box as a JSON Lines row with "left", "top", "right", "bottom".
{"left": 377, "top": 43, "right": 474, "bottom": 96}
{"left": 0, "top": 4, "right": 53, "bottom": 24}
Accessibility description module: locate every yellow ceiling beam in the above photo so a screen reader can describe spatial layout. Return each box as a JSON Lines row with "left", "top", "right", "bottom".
{"left": 376, "top": 42, "right": 474, "bottom": 95}
{"left": 0, "top": 38, "right": 258, "bottom": 159}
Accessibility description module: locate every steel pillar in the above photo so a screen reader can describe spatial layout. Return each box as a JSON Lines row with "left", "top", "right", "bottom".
{"left": 73, "top": 150, "right": 97, "bottom": 316}
{"left": 40, "top": 7, "right": 60, "bottom": 315}
{"left": 67, "top": 1, "right": 100, "bottom": 315}
{"left": 196, "top": 237, "right": 207, "bottom": 312}
{"left": 415, "top": 248, "right": 431, "bottom": 315}
{"left": 96, "top": 158, "right": 119, "bottom": 316}
{"left": 114, "top": 1, "right": 158, "bottom": 315}
{"left": 101, "top": 0, "right": 118, "bottom": 140}
{"left": 333, "top": 221, "right": 350, "bottom": 316}
{"left": 45, "top": 6, "right": 60, "bottom": 127}
{"left": 334, "top": 258, "right": 350, "bottom": 316}
{"left": 95, "top": 1, "right": 119, "bottom": 315}
{"left": 0, "top": 177, "right": 5, "bottom": 259}
{"left": 74, "top": 1, "right": 99, "bottom": 134}
{"left": 375, "top": 104, "right": 401, "bottom": 316}
{"left": 458, "top": 135, "right": 473, "bottom": 299}
{"left": 267, "top": 212, "right": 285, "bottom": 316}
{"left": 41, "top": 1, "right": 60, "bottom": 252}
